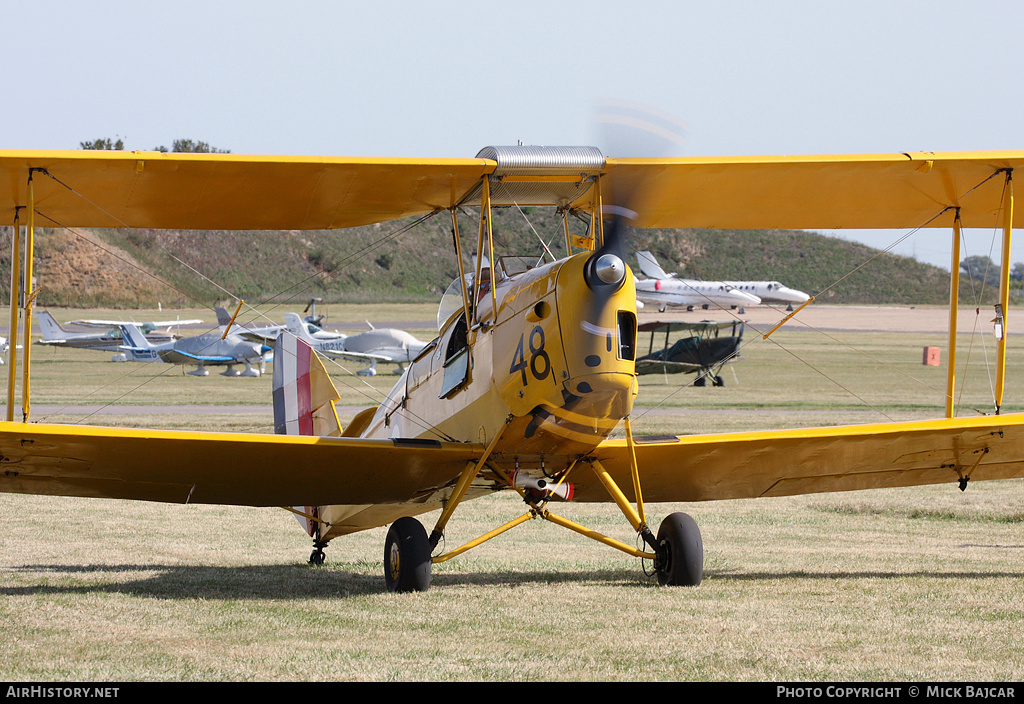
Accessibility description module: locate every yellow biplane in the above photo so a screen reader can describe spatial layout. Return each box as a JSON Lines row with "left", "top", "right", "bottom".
{"left": 2, "top": 145, "right": 1024, "bottom": 592}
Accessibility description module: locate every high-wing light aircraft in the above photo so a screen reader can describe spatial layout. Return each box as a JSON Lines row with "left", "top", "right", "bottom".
{"left": 284, "top": 312, "right": 428, "bottom": 376}
{"left": 118, "top": 323, "right": 270, "bottom": 377}
{"left": 634, "top": 320, "right": 744, "bottom": 386}
{"left": 35, "top": 310, "right": 179, "bottom": 352}
{"left": 634, "top": 250, "right": 761, "bottom": 312}
{"left": 636, "top": 250, "right": 810, "bottom": 309}
{"left": 1, "top": 146, "right": 1024, "bottom": 593}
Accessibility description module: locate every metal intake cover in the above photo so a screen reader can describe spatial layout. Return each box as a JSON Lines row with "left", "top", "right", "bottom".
{"left": 461, "top": 145, "right": 606, "bottom": 207}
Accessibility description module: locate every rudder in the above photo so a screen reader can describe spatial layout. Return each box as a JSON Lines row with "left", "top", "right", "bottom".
{"left": 272, "top": 332, "right": 343, "bottom": 437}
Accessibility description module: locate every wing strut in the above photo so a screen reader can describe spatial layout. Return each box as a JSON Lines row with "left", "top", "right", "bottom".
{"left": 449, "top": 209, "right": 472, "bottom": 330}
{"left": 587, "top": 417, "right": 659, "bottom": 553}
{"left": 6, "top": 209, "right": 21, "bottom": 421}
{"left": 21, "top": 176, "right": 35, "bottom": 422}
{"left": 427, "top": 415, "right": 510, "bottom": 551}
{"left": 6, "top": 172, "right": 39, "bottom": 422}
{"left": 995, "top": 170, "right": 1014, "bottom": 414}
{"left": 946, "top": 210, "right": 963, "bottom": 418}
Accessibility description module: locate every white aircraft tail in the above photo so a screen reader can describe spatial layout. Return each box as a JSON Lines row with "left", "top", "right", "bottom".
{"left": 284, "top": 312, "right": 315, "bottom": 342}
{"left": 118, "top": 324, "right": 161, "bottom": 362}
{"left": 36, "top": 311, "right": 69, "bottom": 341}
{"left": 636, "top": 251, "right": 675, "bottom": 280}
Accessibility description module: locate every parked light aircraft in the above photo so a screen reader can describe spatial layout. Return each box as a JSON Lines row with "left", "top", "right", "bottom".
{"left": 118, "top": 323, "right": 270, "bottom": 377}
{"left": 35, "top": 310, "right": 179, "bottom": 353}
{"left": 634, "top": 250, "right": 811, "bottom": 311}
{"left": 634, "top": 251, "right": 761, "bottom": 312}
{"left": 2, "top": 146, "right": 1024, "bottom": 593}
{"left": 636, "top": 250, "right": 811, "bottom": 309}
{"left": 635, "top": 320, "right": 744, "bottom": 386}
{"left": 284, "top": 312, "right": 428, "bottom": 376}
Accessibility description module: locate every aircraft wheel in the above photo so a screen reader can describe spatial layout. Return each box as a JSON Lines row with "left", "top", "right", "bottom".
{"left": 655, "top": 512, "right": 703, "bottom": 586}
{"left": 713, "top": 375, "right": 725, "bottom": 387}
{"left": 694, "top": 376, "right": 706, "bottom": 387}
{"left": 384, "top": 517, "right": 432, "bottom": 593}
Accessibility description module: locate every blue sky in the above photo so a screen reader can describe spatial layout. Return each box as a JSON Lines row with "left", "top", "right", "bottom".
{"left": 6, "top": 0, "right": 1024, "bottom": 269}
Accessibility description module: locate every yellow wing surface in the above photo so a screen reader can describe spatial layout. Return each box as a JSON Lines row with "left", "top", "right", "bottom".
{"left": 581, "top": 414, "right": 1024, "bottom": 503}
{"left": 0, "top": 422, "right": 482, "bottom": 507}
{"left": 2, "top": 147, "right": 1024, "bottom": 526}
{"left": 2, "top": 149, "right": 1022, "bottom": 230}
{"left": 3, "top": 414, "right": 1024, "bottom": 516}
{"left": 0, "top": 150, "right": 494, "bottom": 230}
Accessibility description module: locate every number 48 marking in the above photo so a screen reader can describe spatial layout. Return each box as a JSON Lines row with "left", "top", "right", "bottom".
{"left": 510, "top": 325, "right": 551, "bottom": 386}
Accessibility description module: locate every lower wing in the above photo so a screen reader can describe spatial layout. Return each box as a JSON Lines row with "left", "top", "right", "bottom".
{"left": 0, "top": 422, "right": 483, "bottom": 507}
{"left": 577, "top": 413, "right": 1024, "bottom": 503}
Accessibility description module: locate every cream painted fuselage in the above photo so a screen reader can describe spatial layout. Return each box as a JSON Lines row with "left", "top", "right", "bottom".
{"left": 314, "top": 250, "right": 639, "bottom": 541}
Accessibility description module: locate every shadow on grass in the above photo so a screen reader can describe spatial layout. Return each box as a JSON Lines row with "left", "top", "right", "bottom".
{"left": 3, "top": 561, "right": 1023, "bottom": 599}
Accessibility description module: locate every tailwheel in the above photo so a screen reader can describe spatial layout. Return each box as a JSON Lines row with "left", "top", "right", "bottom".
{"left": 655, "top": 512, "right": 704, "bottom": 586}
{"left": 384, "top": 516, "right": 432, "bottom": 593}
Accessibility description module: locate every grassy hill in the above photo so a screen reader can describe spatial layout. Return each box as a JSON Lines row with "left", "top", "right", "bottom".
{"left": 0, "top": 208, "right": 994, "bottom": 309}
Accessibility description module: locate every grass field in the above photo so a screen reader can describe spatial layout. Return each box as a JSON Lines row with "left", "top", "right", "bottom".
{"left": 1, "top": 304, "right": 1022, "bottom": 681}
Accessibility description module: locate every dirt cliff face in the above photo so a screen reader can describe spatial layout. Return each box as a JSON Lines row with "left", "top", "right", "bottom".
{"left": 8, "top": 228, "right": 181, "bottom": 309}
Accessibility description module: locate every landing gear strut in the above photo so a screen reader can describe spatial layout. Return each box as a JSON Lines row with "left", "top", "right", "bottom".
{"left": 309, "top": 541, "right": 327, "bottom": 566}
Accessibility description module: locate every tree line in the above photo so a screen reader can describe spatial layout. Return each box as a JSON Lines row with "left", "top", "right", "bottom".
{"left": 79, "top": 137, "right": 229, "bottom": 153}
{"left": 959, "top": 254, "right": 1024, "bottom": 289}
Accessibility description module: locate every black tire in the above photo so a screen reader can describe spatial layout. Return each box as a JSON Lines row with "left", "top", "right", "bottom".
{"left": 384, "top": 517, "right": 432, "bottom": 593}
{"left": 713, "top": 375, "right": 724, "bottom": 387}
{"left": 694, "top": 376, "right": 706, "bottom": 387}
{"left": 655, "top": 512, "right": 703, "bottom": 586}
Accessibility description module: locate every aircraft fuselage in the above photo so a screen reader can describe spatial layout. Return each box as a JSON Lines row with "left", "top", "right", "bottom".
{"left": 362, "top": 250, "right": 639, "bottom": 461}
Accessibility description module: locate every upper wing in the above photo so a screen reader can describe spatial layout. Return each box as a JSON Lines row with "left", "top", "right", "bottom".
{"left": 0, "top": 421, "right": 483, "bottom": 507}
{"left": 2, "top": 149, "right": 1022, "bottom": 231}
{"left": 599, "top": 152, "right": 1024, "bottom": 230}
{"left": 69, "top": 319, "right": 203, "bottom": 328}
{"left": 575, "top": 413, "right": 1024, "bottom": 503}
{"left": 0, "top": 150, "right": 495, "bottom": 230}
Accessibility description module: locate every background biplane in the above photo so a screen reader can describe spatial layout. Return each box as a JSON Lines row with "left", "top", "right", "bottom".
{"left": 634, "top": 319, "right": 744, "bottom": 386}
{"left": 1, "top": 146, "right": 1024, "bottom": 592}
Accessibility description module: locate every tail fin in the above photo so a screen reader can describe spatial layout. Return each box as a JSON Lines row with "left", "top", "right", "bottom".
{"left": 214, "top": 307, "right": 232, "bottom": 328}
{"left": 36, "top": 311, "right": 68, "bottom": 341}
{"left": 119, "top": 323, "right": 153, "bottom": 350}
{"left": 283, "top": 312, "right": 311, "bottom": 340}
{"left": 636, "top": 251, "right": 674, "bottom": 280}
{"left": 272, "top": 332, "right": 342, "bottom": 437}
